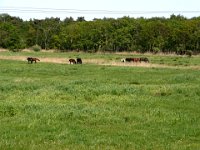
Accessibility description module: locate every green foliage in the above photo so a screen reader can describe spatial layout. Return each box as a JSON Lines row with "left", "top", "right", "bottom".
{"left": 31, "top": 44, "right": 41, "bottom": 52}
{"left": 1, "top": 14, "right": 200, "bottom": 53}
{"left": 186, "top": 50, "right": 193, "bottom": 57}
{"left": 152, "top": 47, "right": 160, "bottom": 54}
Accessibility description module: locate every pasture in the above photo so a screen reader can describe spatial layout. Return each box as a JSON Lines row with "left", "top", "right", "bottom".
{"left": 0, "top": 51, "right": 200, "bottom": 149}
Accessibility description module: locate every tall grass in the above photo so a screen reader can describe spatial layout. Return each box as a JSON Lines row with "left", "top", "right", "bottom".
{"left": 0, "top": 56, "right": 200, "bottom": 149}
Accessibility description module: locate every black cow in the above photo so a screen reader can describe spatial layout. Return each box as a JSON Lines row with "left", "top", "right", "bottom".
{"left": 140, "top": 57, "right": 149, "bottom": 63}
{"left": 77, "top": 58, "right": 82, "bottom": 64}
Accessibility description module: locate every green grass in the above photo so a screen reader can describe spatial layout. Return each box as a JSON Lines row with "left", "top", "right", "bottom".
{"left": 0, "top": 53, "right": 200, "bottom": 149}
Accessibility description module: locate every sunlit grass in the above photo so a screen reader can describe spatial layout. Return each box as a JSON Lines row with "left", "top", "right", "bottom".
{"left": 0, "top": 53, "right": 200, "bottom": 149}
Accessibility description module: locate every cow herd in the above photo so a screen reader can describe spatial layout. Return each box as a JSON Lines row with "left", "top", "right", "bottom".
{"left": 121, "top": 57, "right": 149, "bottom": 63}
{"left": 26, "top": 57, "right": 83, "bottom": 64}
{"left": 27, "top": 57, "right": 149, "bottom": 64}
{"left": 69, "top": 58, "right": 82, "bottom": 64}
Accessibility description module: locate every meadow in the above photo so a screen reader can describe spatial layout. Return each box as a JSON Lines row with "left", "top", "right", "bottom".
{"left": 0, "top": 51, "right": 200, "bottom": 149}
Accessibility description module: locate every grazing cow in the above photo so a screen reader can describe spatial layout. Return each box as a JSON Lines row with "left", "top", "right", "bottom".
{"left": 121, "top": 58, "right": 126, "bottom": 62}
{"left": 125, "top": 58, "right": 134, "bottom": 62}
{"left": 140, "top": 57, "right": 149, "bottom": 63}
{"left": 69, "top": 59, "right": 76, "bottom": 64}
{"left": 121, "top": 58, "right": 141, "bottom": 63}
{"left": 132, "top": 58, "right": 141, "bottom": 62}
{"left": 76, "top": 58, "right": 82, "bottom": 64}
{"left": 121, "top": 58, "right": 133, "bottom": 62}
{"left": 27, "top": 57, "right": 40, "bottom": 64}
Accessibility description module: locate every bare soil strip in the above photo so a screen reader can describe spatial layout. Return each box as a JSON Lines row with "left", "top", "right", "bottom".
{"left": 0, "top": 55, "right": 199, "bottom": 70}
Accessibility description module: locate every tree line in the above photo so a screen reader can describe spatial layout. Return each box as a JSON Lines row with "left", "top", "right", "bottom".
{"left": 1, "top": 13, "right": 200, "bottom": 54}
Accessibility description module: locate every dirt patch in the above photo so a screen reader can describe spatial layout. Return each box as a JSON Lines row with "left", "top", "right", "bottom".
{"left": 21, "top": 49, "right": 32, "bottom": 52}
{"left": 0, "top": 48, "right": 8, "bottom": 52}
{"left": 0, "top": 56, "right": 26, "bottom": 61}
{"left": 40, "top": 57, "right": 67, "bottom": 64}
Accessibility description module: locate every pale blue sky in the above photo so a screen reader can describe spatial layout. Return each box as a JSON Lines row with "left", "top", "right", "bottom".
{"left": 1, "top": 0, "right": 200, "bottom": 20}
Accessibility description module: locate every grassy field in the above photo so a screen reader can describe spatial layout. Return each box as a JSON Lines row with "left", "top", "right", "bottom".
{"left": 0, "top": 51, "right": 200, "bottom": 149}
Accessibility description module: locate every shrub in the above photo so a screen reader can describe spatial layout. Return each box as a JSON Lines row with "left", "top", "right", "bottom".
{"left": 9, "top": 47, "right": 21, "bottom": 52}
{"left": 32, "top": 44, "right": 41, "bottom": 52}
{"left": 152, "top": 47, "right": 160, "bottom": 54}
{"left": 186, "top": 50, "right": 192, "bottom": 57}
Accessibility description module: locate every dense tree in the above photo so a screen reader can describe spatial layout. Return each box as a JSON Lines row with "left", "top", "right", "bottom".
{"left": 1, "top": 13, "right": 200, "bottom": 54}
{"left": 0, "top": 14, "right": 25, "bottom": 50}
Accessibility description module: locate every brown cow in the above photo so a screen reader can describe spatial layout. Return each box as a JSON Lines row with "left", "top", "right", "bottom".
{"left": 27, "top": 57, "right": 40, "bottom": 63}
{"left": 121, "top": 58, "right": 141, "bottom": 63}
{"left": 69, "top": 59, "right": 76, "bottom": 64}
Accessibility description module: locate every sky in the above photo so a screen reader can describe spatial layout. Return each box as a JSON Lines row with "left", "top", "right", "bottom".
{"left": 1, "top": 0, "right": 200, "bottom": 21}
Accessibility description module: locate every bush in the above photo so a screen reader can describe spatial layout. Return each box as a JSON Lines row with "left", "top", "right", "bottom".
{"left": 152, "top": 47, "right": 160, "bottom": 54}
{"left": 186, "top": 50, "right": 192, "bottom": 57}
{"left": 9, "top": 47, "right": 21, "bottom": 52}
{"left": 32, "top": 44, "right": 41, "bottom": 52}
